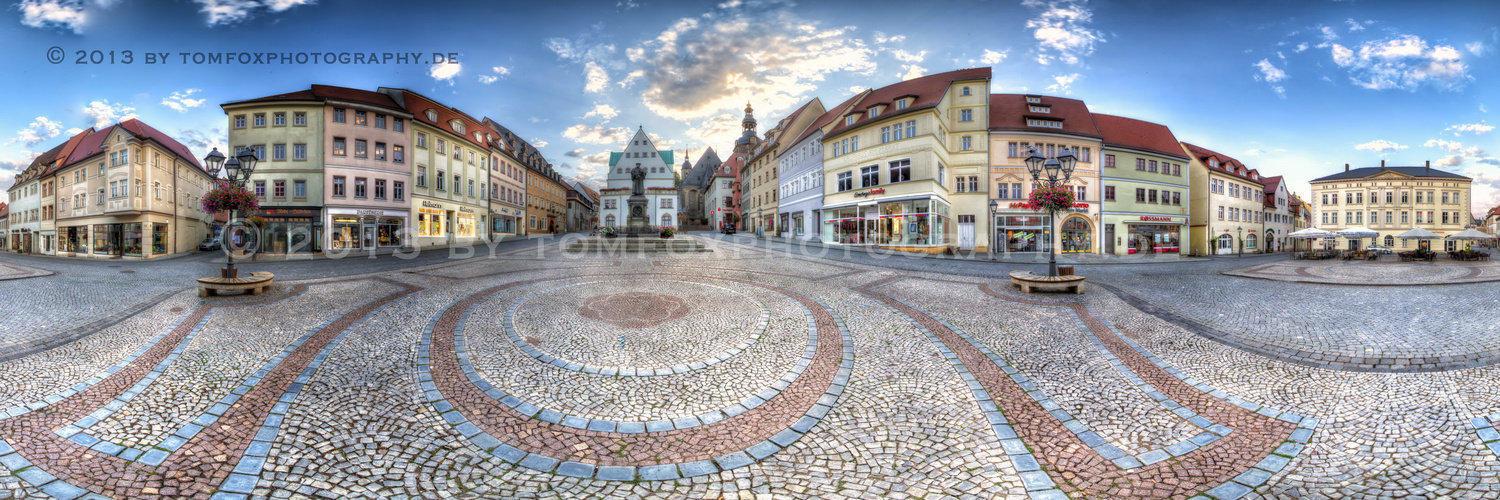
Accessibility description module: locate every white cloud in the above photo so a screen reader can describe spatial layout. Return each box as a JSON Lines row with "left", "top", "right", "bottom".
{"left": 1330, "top": 35, "right": 1471, "bottom": 91}
{"left": 83, "top": 99, "right": 137, "bottom": 128}
{"left": 529, "top": 117, "right": 548, "bottom": 123}
{"left": 1022, "top": 0, "right": 1104, "bottom": 66}
{"left": 1045, "top": 73, "right": 1079, "bottom": 94}
{"left": 565, "top": 148, "right": 586, "bottom": 158}
{"left": 584, "top": 61, "right": 610, "bottom": 93}
{"left": 890, "top": 49, "right": 927, "bottom": 63}
{"left": 873, "top": 32, "right": 905, "bottom": 44}
{"left": 478, "top": 67, "right": 509, "bottom": 85}
{"left": 1467, "top": 41, "right": 1488, "bottom": 57}
{"left": 1447, "top": 122, "right": 1495, "bottom": 136}
{"left": 1345, "top": 18, "right": 1365, "bottom": 32}
{"left": 1425, "top": 139, "right": 1487, "bottom": 159}
{"left": 1319, "top": 25, "right": 1339, "bottom": 43}
{"left": 9, "top": 117, "right": 62, "bottom": 146}
{"left": 847, "top": 86, "right": 866, "bottom": 94}
{"left": 979, "top": 49, "right": 1007, "bottom": 65}
{"left": 531, "top": 138, "right": 548, "bottom": 148}
{"left": 176, "top": 128, "right": 226, "bottom": 158}
{"left": 621, "top": 0, "right": 877, "bottom": 148}
{"left": 1435, "top": 155, "right": 1463, "bottom": 167}
{"left": 1354, "top": 139, "right": 1407, "bottom": 153}
{"left": 1253, "top": 58, "right": 1287, "bottom": 82}
{"left": 161, "top": 89, "right": 206, "bottom": 113}
{"left": 562, "top": 124, "right": 631, "bottom": 145}
{"left": 191, "top": 0, "right": 314, "bottom": 26}
{"left": 429, "top": 61, "right": 461, "bottom": 83}
{"left": 1294, "top": 42, "right": 1309, "bottom": 53}
{"left": 584, "top": 104, "right": 619, "bottom": 121}
{"left": 17, "top": 0, "right": 107, "bottom": 34}
{"left": 900, "top": 64, "right": 927, "bottom": 81}
{"left": 1243, "top": 148, "right": 1265, "bottom": 156}
{"left": 65, "top": 127, "right": 83, "bottom": 135}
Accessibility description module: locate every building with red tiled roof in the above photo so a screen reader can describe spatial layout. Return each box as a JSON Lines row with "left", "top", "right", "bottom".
{"left": 1092, "top": 113, "right": 1191, "bottom": 255}
{"left": 989, "top": 93, "right": 1104, "bottom": 255}
{"left": 481, "top": 117, "right": 529, "bottom": 240}
{"left": 821, "top": 68, "right": 992, "bottom": 253}
{"left": 46, "top": 119, "right": 218, "bottom": 258}
{"left": 1257, "top": 175, "right": 1295, "bottom": 251}
{"left": 376, "top": 87, "right": 495, "bottom": 244}
{"left": 1182, "top": 142, "right": 1269, "bottom": 255}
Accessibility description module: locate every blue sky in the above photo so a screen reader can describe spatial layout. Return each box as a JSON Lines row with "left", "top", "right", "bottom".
{"left": 2, "top": 0, "right": 1497, "bottom": 214}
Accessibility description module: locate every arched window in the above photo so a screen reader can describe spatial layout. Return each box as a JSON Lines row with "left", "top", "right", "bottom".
{"left": 661, "top": 214, "right": 672, "bottom": 227}
{"left": 605, "top": 215, "right": 616, "bottom": 227}
{"left": 1245, "top": 234, "right": 1258, "bottom": 250}
{"left": 1217, "top": 234, "right": 1233, "bottom": 250}
{"left": 1384, "top": 235, "right": 1394, "bottom": 247}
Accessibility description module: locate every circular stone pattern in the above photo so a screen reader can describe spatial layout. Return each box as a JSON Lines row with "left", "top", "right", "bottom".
{"left": 577, "top": 292, "right": 692, "bottom": 328}
{"left": 510, "top": 280, "right": 767, "bottom": 371}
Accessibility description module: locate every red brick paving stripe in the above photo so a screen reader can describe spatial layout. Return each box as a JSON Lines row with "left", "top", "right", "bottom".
{"left": 0, "top": 277, "right": 422, "bottom": 499}
{"left": 855, "top": 276, "right": 1295, "bottom": 499}
{"left": 428, "top": 271, "right": 843, "bottom": 466}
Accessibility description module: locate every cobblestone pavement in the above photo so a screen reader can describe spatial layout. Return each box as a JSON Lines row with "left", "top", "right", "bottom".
{"left": 1225, "top": 259, "right": 1500, "bottom": 286}
{"left": 1, "top": 236, "right": 1499, "bottom": 498}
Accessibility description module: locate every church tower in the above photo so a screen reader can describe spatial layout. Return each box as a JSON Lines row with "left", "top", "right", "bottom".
{"left": 733, "top": 102, "right": 759, "bottom": 155}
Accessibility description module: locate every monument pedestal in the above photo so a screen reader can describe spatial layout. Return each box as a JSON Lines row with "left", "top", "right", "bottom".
{"left": 626, "top": 194, "right": 650, "bottom": 236}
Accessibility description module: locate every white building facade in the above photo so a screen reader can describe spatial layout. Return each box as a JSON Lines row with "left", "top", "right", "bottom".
{"left": 778, "top": 128, "right": 825, "bottom": 240}
{"left": 599, "top": 127, "right": 678, "bottom": 229}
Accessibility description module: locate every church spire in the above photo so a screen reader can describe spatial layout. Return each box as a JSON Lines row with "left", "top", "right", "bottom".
{"left": 734, "top": 102, "right": 759, "bottom": 155}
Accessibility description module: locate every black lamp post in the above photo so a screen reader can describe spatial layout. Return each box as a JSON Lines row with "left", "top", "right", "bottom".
{"left": 1237, "top": 226, "right": 1243, "bottom": 258}
{"left": 988, "top": 199, "right": 999, "bottom": 260}
{"left": 202, "top": 147, "right": 259, "bottom": 278}
{"left": 1023, "top": 147, "right": 1077, "bottom": 277}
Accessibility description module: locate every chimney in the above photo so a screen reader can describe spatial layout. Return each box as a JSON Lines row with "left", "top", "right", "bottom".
{"left": 1426, "top": 160, "right": 1431, "bottom": 174}
{"left": 1380, "top": 159, "right": 1385, "bottom": 169}
{"left": 1345, "top": 163, "right": 1350, "bottom": 172}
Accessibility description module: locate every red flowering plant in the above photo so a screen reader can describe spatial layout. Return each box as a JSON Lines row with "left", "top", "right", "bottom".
{"left": 1026, "top": 185, "right": 1076, "bottom": 214}
{"left": 201, "top": 182, "right": 259, "bottom": 213}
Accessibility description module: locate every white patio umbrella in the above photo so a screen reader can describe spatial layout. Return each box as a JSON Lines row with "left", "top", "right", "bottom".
{"left": 1446, "top": 228, "right": 1494, "bottom": 251}
{"left": 1288, "top": 227, "right": 1333, "bottom": 251}
{"left": 1336, "top": 226, "right": 1379, "bottom": 251}
{"left": 1395, "top": 227, "right": 1440, "bottom": 239}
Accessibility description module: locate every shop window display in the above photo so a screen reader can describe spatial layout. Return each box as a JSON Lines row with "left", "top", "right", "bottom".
{"left": 996, "top": 215, "right": 1050, "bottom": 253}
{"left": 1060, "top": 217, "right": 1091, "bottom": 253}
{"left": 332, "top": 216, "right": 361, "bottom": 250}
{"left": 152, "top": 223, "right": 168, "bottom": 255}
{"left": 1127, "top": 224, "right": 1180, "bottom": 254}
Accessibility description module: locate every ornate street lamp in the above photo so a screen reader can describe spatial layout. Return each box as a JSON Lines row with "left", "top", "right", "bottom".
{"left": 1023, "top": 147, "right": 1078, "bottom": 277}
{"left": 203, "top": 148, "right": 259, "bottom": 277}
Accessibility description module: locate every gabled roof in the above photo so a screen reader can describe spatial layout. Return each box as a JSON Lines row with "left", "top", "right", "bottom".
{"left": 824, "top": 68, "right": 991, "bottom": 138}
{"left": 989, "top": 94, "right": 1101, "bottom": 139}
{"left": 1092, "top": 113, "right": 1186, "bottom": 160}
{"left": 715, "top": 153, "right": 745, "bottom": 179}
{"left": 0, "top": 202, "right": 8, "bottom": 217}
{"left": 388, "top": 89, "right": 488, "bottom": 151}
{"left": 42, "top": 129, "right": 95, "bottom": 176}
{"left": 61, "top": 119, "right": 206, "bottom": 173}
{"left": 756, "top": 98, "right": 820, "bottom": 159}
{"left": 1311, "top": 166, "right": 1471, "bottom": 182}
{"left": 225, "top": 84, "right": 405, "bottom": 113}
{"left": 118, "top": 119, "right": 205, "bottom": 170}
{"left": 1181, "top": 142, "right": 1263, "bottom": 185}
{"left": 792, "top": 91, "right": 865, "bottom": 146}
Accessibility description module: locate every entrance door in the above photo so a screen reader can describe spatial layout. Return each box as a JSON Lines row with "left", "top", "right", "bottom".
{"left": 1217, "top": 234, "right": 1234, "bottom": 255}
{"left": 362, "top": 225, "right": 376, "bottom": 249}
{"left": 957, "top": 220, "right": 974, "bottom": 250}
{"left": 1104, "top": 224, "right": 1115, "bottom": 254}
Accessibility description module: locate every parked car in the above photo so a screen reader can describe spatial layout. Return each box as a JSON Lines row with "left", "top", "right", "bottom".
{"left": 721, "top": 222, "right": 736, "bottom": 235}
{"left": 1365, "top": 244, "right": 1394, "bottom": 254}
{"left": 198, "top": 237, "right": 222, "bottom": 251}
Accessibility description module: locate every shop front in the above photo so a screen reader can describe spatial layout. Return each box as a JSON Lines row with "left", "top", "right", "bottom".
{"left": 491, "top": 206, "right": 521, "bottom": 239}
{"left": 414, "top": 198, "right": 486, "bottom": 247}
{"left": 252, "top": 207, "right": 322, "bottom": 255}
{"left": 1124, "top": 216, "right": 1184, "bottom": 254}
{"left": 327, "top": 208, "right": 408, "bottom": 251}
{"left": 993, "top": 213, "right": 1051, "bottom": 253}
{"left": 823, "top": 193, "right": 950, "bottom": 250}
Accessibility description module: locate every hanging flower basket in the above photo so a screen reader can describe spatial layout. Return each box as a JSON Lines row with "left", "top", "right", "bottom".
{"left": 246, "top": 215, "right": 267, "bottom": 228}
{"left": 1026, "top": 185, "right": 1076, "bottom": 213}
{"left": 202, "top": 183, "right": 259, "bottom": 213}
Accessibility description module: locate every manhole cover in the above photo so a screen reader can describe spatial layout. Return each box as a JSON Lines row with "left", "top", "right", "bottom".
{"left": 524, "top": 336, "right": 542, "bottom": 346}
{"left": 108, "top": 265, "right": 120, "bottom": 268}
{"left": 170, "top": 307, "right": 183, "bottom": 312}
{"left": 120, "top": 270, "right": 135, "bottom": 274}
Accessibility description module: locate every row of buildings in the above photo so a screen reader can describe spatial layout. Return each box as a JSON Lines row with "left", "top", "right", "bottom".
{"left": 668, "top": 67, "right": 1479, "bottom": 256}
{"left": 220, "top": 85, "right": 597, "bottom": 255}
{"left": 5, "top": 85, "right": 602, "bottom": 258}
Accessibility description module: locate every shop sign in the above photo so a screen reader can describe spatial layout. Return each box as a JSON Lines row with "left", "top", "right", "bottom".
{"left": 1008, "top": 202, "right": 1090, "bottom": 209}
{"left": 853, "top": 188, "right": 886, "bottom": 198}
{"left": 459, "top": 206, "right": 476, "bottom": 214}
{"left": 421, "top": 200, "right": 444, "bottom": 210}
{"left": 1140, "top": 216, "right": 1173, "bottom": 222}
{"left": 355, "top": 209, "right": 388, "bottom": 216}
{"left": 256, "top": 208, "right": 319, "bottom": 218}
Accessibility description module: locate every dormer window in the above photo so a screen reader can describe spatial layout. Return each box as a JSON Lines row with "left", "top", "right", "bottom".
{"left": 896, "top": 100, "right": 908, "bottom": 110}
{"left": 1029, "top": 105, "right": 1050, "bottom": 113}
{"left": 425, "top": 109, "right": 438, "bottom": 122}
{"left": 845, "top": 116, "right": 857, "bottom": 126}
{"left": 450, "top": 120, "right": 465, "bottom": 134}
{"left": 1209, "top": 159, "right": 1219, "bottom": 168}
{"left": 475, "top": 132, "right": 482, "bottom": 142}
{"left": 1026, "top": 96, "right": 1041, "bottom": 104}
{"left": 868, "top": 108, "right": 880, "bottom": 119}
{"left": 1025, "top": 119, "right": 1063, "bottom": 129}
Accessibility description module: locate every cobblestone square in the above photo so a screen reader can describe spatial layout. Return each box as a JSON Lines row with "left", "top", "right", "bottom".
{"left": 2, "top": 236, "right": 1499, "bottom": 499}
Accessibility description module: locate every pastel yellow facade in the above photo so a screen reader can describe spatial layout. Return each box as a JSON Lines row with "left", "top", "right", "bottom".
{"left": 1311, "top": 164, "right": 1473, "bottom": 251}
